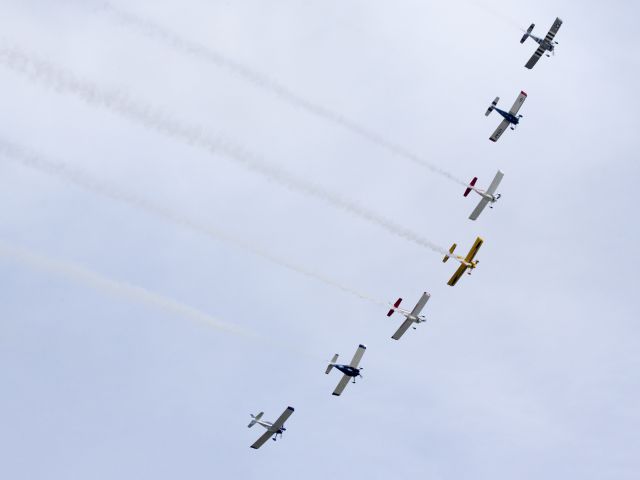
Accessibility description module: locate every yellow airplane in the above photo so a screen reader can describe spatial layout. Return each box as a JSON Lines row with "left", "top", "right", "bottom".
{"left": 443, "top": 237, "right": 483, "bottom": 286}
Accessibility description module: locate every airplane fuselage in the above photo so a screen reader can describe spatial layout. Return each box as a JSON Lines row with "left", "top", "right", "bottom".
{"left": 530, "top": 34, "right": 555, "bottom": 52}
{"left": 335, "top": 364, "right": 361, "bottom": 377}
{"left": 495, "top": 107, "right": 520, "bottom": 125}
{"left": 396, "top": 308, "right": 426, "bottom": 324}
{"left": 256, "top": 420, "right": 286, "bottom": 435}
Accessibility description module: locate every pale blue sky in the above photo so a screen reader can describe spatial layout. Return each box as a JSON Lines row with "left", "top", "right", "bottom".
{"left": 1, "top": 1, "right": 639, "bottom": 478}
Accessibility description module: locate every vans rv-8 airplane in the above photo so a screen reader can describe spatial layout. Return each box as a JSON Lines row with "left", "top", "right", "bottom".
{"left": 485, "top": 91, "right": 527, "bottom": 142}
{"left": 464, "top": 170, "right": 504, "bottom": 220}
{"left": 443, "top": 237, "right": 483, "bottom": 286}
{"left": 248, "top": 406, "right": 295, "bottom": 449}
{"left": 386, "top": 292, "right": 431, "bottom": 340}
{"left": 325, "top": 344, "right": 366, "bottom": 396}
{"left": 521, "top": 17, "right": 563, "bottom": 69}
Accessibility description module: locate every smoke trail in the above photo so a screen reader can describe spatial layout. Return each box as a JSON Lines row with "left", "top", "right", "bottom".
{"left": 0, "top": 43, "right": 451, "bottom": 259}
{"left": 89, "top": 1, "right": 469, "bottom": 187}
{"left": 460, "top": 0, "right": 523, "bottom": 31}
{"left": 0, "top": 138, "right": 386, "bottom": 307}
{"left": 0, "top": 240, "right": 256, "bottom": 339}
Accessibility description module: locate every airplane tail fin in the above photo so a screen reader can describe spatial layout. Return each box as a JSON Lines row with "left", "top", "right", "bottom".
{"left": 248, "top": 411, "right": 264, "bottom": 428}
{"left": 520, "top": 24, "right": 534, "bottom": 43}
{"left": 485, "top": 97, "right": 499, "bottom": 116}
{"left": 325, "top": 354, "right": 339, "bottom": 374}
{"left": 464, "top": 177, "right": 478, "bottom": 197}
{"left": 387, "top": 298, "right": 402, "bottom": 316}
{"left": 443, "top": 244, "right": 456, "bottom": 263}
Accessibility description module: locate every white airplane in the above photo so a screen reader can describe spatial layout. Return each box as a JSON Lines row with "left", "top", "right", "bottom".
{"left": 521, "top": 17, "right": 563, "bottom": 69}
{"left": 464, "top": 170, "right": 504, "bottom": 220}
{"left": 386, "top": 292, "right": 431, "bottom": 340}
{"left": 248, "top": 406, "right": 295, "bottom": 449}
{"left": 325, "top": 344, "right": 366, "bottom": 396}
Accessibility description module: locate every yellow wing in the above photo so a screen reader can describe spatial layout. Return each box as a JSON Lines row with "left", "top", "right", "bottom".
{"left": 447, "top": 263, "right": 468, "bottom": 286}
{"left": 464, "top": 237, "right": 484, "bottom": 263}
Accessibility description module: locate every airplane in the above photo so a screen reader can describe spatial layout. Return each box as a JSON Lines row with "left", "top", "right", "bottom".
{"left": 521, "top": 17, "right": 563, "bottom": 69}
{"left": 485, "top": 91, "right": 527, "bottom": 142}
{"left": 443, "top": 237, "right": 483, "bottom": 286}
{"left": 325, "top": 344, "right": 366, "bottom": 396}
{"left": 248, "top": 406, "right": 295, "bottom": 449}
{"left": 464, "top": 170, "right": 504, "bottom": 221}
{"left": 386, "top": 292, "right": 431, "bottom": 340}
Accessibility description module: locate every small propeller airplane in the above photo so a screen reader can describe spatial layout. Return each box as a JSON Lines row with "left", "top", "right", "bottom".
{"left": 325, "top": 344, "right": 366, "bottom": 396}
{"left": 465, "top": 170, "right": 504, "bottom": 221}
{"left": 443, "top": 237, "right": 484, "bottom": 286}
{"left": 386, "top": 292, "right": 431, "bottom": 340}
{"left": 486, "top": 91, "right": 527, "bottom": 142}
{"left": 521, "top": 17, "right": 563, "bottom": 69}
{"left": 248, "top": 406, "right": 295, "bottom": 449}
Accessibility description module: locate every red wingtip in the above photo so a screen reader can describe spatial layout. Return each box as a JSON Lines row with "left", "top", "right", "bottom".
{"left": 387, "top": 309, "right": 395, "bottom": 317}
{"left": 521, "top": 90, "right": 527, "bottom": 96}
{"left": 394, "top": 298, "right": 402, "bottom": 308}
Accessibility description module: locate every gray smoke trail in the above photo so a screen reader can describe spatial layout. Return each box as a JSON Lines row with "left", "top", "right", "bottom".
{"left": 89, "top": 1, "right": 469, "bottom": 187}
{"left": 0, "top": 137, "right": 385, "bottom": 307}
{"left": 0, "top": 240, "right": 256, "bottom": 339}
{"left": 0, "top": 43, "right": 451, "bottom": 259}
{"left": 0, "top": 240, "right": 328, "bottom": 361}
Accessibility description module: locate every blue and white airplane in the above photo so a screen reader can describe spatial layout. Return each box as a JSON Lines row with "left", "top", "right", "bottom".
{"left": 325, "top": 344, "right": 366, "bottom": 396}
{"left": 485, "top": 91, "right": 527, "bottom": 142}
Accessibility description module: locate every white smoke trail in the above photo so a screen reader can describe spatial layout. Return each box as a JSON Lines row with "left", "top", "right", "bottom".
{"left": 0, "top": 240, "right": 256, "bottom": 339}
{"left": 0, "top": 138, "right": 386, "bottom": 307}
{"left": 0, "top": 240, "right": 330, "bottom": 361}
{"left": 0, "top": 43, "right": 451, "bottom": 259}
{"left": 88, "top": 1, "right": 469, "bottom": 187}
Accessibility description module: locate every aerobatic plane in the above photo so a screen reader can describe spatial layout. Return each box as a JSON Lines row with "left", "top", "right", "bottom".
{"left": 443, "top": 237, "right": 483, "bottom": 286}
{"left": 325, "top": 344, "right": 366, "bottom": 396}
{"left": 485, "top": 91, "right": 527, "bottom": 142}
{"left": 521, "top": 17, "right": 563, "bottom": 69}
{"left": 465, "top": 170, "right": 504, "bottom": 221}
{"left": 248, "top": 406, "right": 295, "bottom": 449}
{"left": 386, "top": 292, "right": 431, "bottom": 340}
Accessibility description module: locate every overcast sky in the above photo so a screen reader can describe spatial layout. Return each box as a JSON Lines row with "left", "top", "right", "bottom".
{"left": 1, "top": 0, "right": 639, "bottom": 478}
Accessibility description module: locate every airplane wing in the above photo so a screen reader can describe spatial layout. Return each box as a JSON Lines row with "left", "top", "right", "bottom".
{"left": 410, "top": 292, "right": 430, "bottom": 316}
{"left": 544, "top": 17, "right": 563, "bottom": 43}
{"left": 485, "top": 170, "right": 504, "bottom": 196}
{"left": 270, "top": 406, "right": 295, "bottom": 431}
{"left": 349, "top": 344, "right": 367, "bottom": 367}
{"left": 469, "top": 197, "right": 491, "bottom": 221}
{"left": 489, "top": 119, "right": 510, "bottom": 142}
{"left": 464, "top": 237, "right": 484, "bottom": 263}
{"left": 391, "top": 318, "right": 414, "bottom": 340}
{"left": 332, "top": 375, "right": 351, "bottom": 396}
{"left": 447, "top": 263, "right": 468, "bottom": 286}
{"left": 509, "top": 91, "right": 527, "bottom": 115}
{"left": 525, "top": 45, "right": 545, "bottom": 69}
{"left": 251, "top": 430, "right": 274, "bottom": 449}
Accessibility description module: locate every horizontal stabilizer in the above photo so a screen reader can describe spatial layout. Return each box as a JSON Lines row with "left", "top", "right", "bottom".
{"left": 443, "top": 244, "right": 456, "bottom": 263}
{"left": 325, "top": 354, "right": 338, "bottom": 374}
{"left": 520, "top": 24, "right": 534, "bottom": 43}
{"left": 464, "top": 177, "right": 478, "bottom": 197}
{"left": 248, "top": 411, "right": 264, "bottom": 428}
{"left": 485, "top": 97, "right": 499, "bottom": 116}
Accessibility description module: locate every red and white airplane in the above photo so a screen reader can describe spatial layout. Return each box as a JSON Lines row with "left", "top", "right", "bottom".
{"left": 464, "top": 170, "right": 504, "bottom": 220}
{"left": 386, "top": 292, "right": 431, "bottom": 340}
